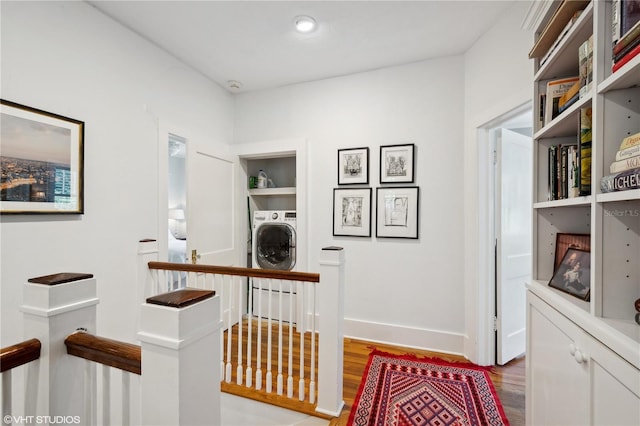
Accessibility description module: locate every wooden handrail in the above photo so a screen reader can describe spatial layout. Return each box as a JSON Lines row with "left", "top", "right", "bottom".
{"left": 0, "top": 338, "right": 41, "bottom": 372}
{"left": 148, "top": 261, "right": 320, "bottom": 283}
{"left": 65, "top": 332, "right": 141, "bottom": 375}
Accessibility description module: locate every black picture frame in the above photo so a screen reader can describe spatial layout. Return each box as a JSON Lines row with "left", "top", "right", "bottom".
{"left": 1, "top": 99, "right": 84, "bottom": 214}
{"left": 337, "top": 147, "right": 369, "bottom": 185}
{"left": 380, "top": 143, "right": 415, "bottom": 184}
{"left": 333, "top": 188, "right": 372, "bottom": 237}
{"left": 548, "top": 247, "right": 591, "bottom": 301}
{"left": 375, "top": 186, "right": 419, "bottom": 239}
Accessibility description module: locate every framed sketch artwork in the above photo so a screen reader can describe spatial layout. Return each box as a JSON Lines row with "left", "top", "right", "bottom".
{"left": 380, "top": 144, "right": 414, "bottom": 183}
{"left": 1, "top": 100, "right": 84, "bottom": 214}
{"left": 338, "top": 147, "right": 369, "bottom": 185}
{"left": 333, "top": 188, "right": 372, "bottom": 237}
{"left": 376, "top": 186, "right": 419, "bottom": 239}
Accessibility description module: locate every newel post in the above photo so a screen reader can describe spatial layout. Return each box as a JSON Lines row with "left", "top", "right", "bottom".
{"left": 138, "top": 288, "right": 222, "bottom": 426}
{"left": 20, "top": 273, "right": 98, "bottom": 420}
{"left": 316, "top": 247, "right": 345, "bottom": 417}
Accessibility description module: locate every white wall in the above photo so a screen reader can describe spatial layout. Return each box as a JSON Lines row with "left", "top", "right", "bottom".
{"left": 0, "top": 1, "right": 234, "bottom": 347}
{"left": 462, "top": 0, "right": 534, "bottom": 363}
{"left": 234, "top": 57, "right": 467, "bottom": 353}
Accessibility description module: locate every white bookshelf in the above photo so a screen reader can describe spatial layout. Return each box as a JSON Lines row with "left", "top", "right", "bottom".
{"left": 527, "top": 1, "right": 640, "bottom": 424}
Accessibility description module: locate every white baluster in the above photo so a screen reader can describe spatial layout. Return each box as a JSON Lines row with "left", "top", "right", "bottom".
{"left": 309, "top": 283, "right": 316, "bottom": 404}
{"left": 216, "top": 274, "right": 225, "bottom": 383}
{"left": 236, "top": 276, "right": 243, "bottom": 386}
{"left": 122, "top": 371, "right": 130, "bottom": 426}
{"left": 266, "top": 279, "right": 273, "bottom": 393}
{"left": 2, "top": 370, "right": 11, "bottom": 422}
{"left": 225, "top": 275, "right": 233, "bottom": 383}
{"left": 277, "top": 280, "right": 284, "bottom": 396}
{"left": 298, "top": 283, "right": 306, "bottom": 402}
{"left": 287, "top": 283, "right": 294, "bottom": 399}
{"left": 256, "top": 278, "right": 263, "bottom": 391}
{"left": 102, "top": 366, "right": 110, "bottom": 426}
{"left": 246, "top": 277, "right": 253, "bottom": 388}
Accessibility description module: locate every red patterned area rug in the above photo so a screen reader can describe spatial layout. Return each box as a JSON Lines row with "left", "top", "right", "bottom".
{"left": 348, "top": 350, "right": 509, "bottom": 426}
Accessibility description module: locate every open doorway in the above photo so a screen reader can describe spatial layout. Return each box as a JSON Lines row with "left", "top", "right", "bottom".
{"left": 168, "top": 134, "right": 187, "bottom": 264}
{"left": 478, "top": 102, "right": 533, "bottom": 366}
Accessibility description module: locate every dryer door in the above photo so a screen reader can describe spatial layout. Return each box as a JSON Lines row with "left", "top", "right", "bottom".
{"left": 255, "top": 223, "right": 296, "bottom": 270}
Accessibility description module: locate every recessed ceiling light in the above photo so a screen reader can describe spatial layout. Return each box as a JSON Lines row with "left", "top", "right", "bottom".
{"left": 295, "top": 15, "right": 317, "bottom": 33}
{"left": 227, "top": 80, "right": 243, "bottom": 90}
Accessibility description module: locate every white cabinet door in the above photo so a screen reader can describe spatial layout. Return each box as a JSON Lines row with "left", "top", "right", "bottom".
{"left": 527, "top": 293, "right": 590, "bottom": 426}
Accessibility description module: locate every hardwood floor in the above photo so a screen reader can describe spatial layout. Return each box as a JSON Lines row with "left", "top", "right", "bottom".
{"left": 222, "top": 322, "right": 525, "bottom": 425}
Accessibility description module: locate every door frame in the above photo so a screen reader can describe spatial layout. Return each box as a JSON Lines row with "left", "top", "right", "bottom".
{"left": 476, "top": 101, "right": 532, "bottom": 365}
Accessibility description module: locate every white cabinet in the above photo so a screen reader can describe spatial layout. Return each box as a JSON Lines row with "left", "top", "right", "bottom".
{"left": 527, "top": 288, "right": 640, "bottom": 425}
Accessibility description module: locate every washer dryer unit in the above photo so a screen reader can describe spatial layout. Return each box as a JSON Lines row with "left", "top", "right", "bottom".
{"left": 251, "top": 210, "right": 297, "bottom": 320}
{"left": 252, "top": 210, "right": 297, "bottom": 271}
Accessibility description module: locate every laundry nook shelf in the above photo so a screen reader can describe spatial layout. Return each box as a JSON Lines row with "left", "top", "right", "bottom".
{"left": 248, "top": 187, "right": 296, "bottom": 196}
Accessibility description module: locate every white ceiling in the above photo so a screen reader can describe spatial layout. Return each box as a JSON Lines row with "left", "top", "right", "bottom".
{"left": 88, "top": 1, "right": 518, "bottom": 93}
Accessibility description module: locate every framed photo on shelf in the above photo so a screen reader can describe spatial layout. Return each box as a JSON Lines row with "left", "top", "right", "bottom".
{"left": 376, "top": 186, "right": 419, "bottom": 239}
{"left": 554, "top": 233, "right": 590, "bottom": 272}
{"left": 549, "top": 247, "right": 590, "bottom": 301}
{"left": 333, "top": 188, "right": 372, "bottom": 237}
{"left": 337, "top": 147, "right": 369, "bottom": 185}
{"left": 1, "top": 99, "right": 84, "bottom": 214}
{"left": 380, "top": 143, "right": 414, "bottom": 183}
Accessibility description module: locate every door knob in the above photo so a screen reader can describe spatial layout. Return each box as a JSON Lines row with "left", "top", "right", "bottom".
{"left": 191, "top": 249, "right": 201, "bottom": 264}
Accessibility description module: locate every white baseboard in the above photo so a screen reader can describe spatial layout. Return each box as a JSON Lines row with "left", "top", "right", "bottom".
{"left": 344, "top": 317, "right": 466, "bottom": 357}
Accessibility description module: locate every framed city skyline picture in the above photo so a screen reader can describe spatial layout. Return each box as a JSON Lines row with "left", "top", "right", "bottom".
{"left": 338, "top": 147, "right": 369, "bottom": 185}
{"left": 1, "top": 100, "right": 84, "bottom": 214}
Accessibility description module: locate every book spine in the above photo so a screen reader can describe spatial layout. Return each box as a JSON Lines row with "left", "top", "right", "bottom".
{"left": 549, "top": 146, "right": 558, "bottom": 201}
{"left": 568, "top": 146, "right": 580, "bottom": 198}
{"left": 612, "top": 0, "right": 622, "bottom": 46}
{"left": 612, "top": 42, "right": 640, "bottom": 72}
{"left": 579, "top": 107, "right": 592, "bottom": 196}
{"left": 561, "top": 145, "right": 569, "bottom": 199}
{"left": 616, "top": 144, "right": 640, "bottom": 161}
{"left": 613, "top": 20, "right": 640, "bottom": 55}
{"left": 610, "top": 155, "right": 640, "bottom": 173}
{"left": 579, "top": 38, "right": 589, "bottom": 98}
{"left": 613, "top": 35, "right": 640, "bottom": 62}
{"left": 601, "top": 167, "right": 640, "bottom": 193}
{"left": 620, "top": 131, "right": 640, "bottom": 150}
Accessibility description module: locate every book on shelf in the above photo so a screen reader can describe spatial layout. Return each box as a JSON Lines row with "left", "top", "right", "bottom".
{"left": 545, "top": 77, "right": 580, "bottom": 125}
{"left": 530, "top": 1, "right": 588, "bottom": 59}
{"left": 613, "top": 33, "right": 640, "bottom": 62}
{"left": 612, "top": 41, "right": 640, "bottom": 72}
{"left": 558, "top": 81, "right": 581, "bottom": 112}
{"left": 539, "top": 9, "right": 584, "bottom": 66}
{"left": 616, "top": 143, "right": 640, "bottom": 161}
{"left": 613, "top": 19, "right": 640, "bottom": 56}
{"left": 579, "top": 107, "right": 592, "bottom": 196}
{"left": 578, "top": 36, "right": 593, "bottom": 98}
{"left": 601, "top": 166, "right": 640, "bottom": 192}
{"left": 609, "top": 153, "right": 640, "bottom": 173}
{"left": 547, "top": 144, "right": 578, "bottom": 200}
{"left": 620, "top": 131, "right": 640, "bottom": 150}
{"left": 612, "top": 0, "right": 640, "bottom": 46}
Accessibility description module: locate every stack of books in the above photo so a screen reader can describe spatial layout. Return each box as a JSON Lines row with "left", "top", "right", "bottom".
{"left": 612, "top": 0, "right": 640, "bottom": 73}
{"left": 601, "top": 131, "right": 640, "bottom": 192}
{"left": 548, "top": 144, "right": 579, "bottom": 200}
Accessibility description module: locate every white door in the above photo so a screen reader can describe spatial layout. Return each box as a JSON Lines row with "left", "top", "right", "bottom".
{"left": 495, "top": 128, "right": 532, "bottom": 365}
{"left": 187, "top": 142, "right": 240, "bottom": 267}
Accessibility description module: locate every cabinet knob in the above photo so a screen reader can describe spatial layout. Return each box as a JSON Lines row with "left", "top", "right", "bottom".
{"left": 574, "top": 349, "right": 588, "bottom": 364}
{"left": 569, "top": 343, "right": 577, "bottom": 356}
